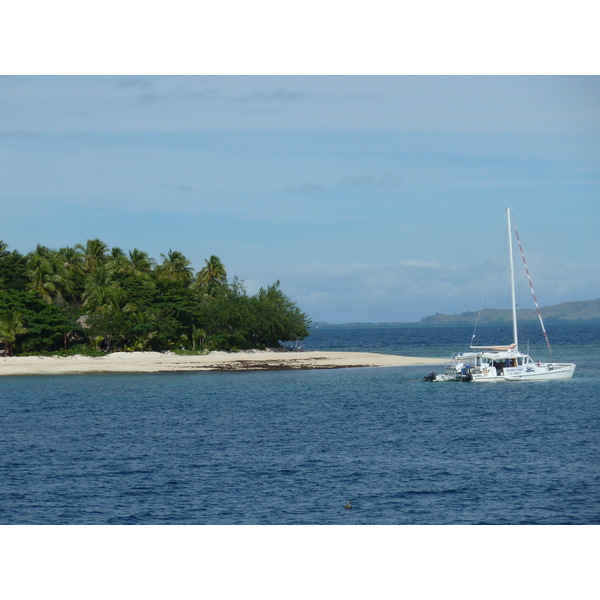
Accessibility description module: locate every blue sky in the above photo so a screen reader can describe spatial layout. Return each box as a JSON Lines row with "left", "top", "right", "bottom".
{"left": 1, "top": 76, "right": 599, "bottom": 322}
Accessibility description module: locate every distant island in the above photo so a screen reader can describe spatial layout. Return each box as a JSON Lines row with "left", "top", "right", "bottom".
{"left": 313, "top": 298, "right": 600, "bottom": 328}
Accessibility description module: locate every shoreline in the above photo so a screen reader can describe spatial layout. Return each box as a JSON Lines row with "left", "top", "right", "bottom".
{"left": 0, "top": 350, "right": 445, "bottom": 376}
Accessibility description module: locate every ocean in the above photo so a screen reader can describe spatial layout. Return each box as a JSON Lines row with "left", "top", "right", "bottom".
{"left": 1, "top": 324, "right": 598, "bottom": 525}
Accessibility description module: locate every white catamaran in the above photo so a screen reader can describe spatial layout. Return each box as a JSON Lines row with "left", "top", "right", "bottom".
{"left": 424, "top": 208, "right": 576, "bottom": 382}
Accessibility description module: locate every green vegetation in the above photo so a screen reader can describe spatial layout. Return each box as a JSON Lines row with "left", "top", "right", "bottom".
{"left": 0, "top": 240, "right": 310, "bottom": 356}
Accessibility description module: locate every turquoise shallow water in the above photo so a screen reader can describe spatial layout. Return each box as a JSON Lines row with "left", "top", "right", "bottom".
{"left": 1, "top": 325, "right": 598, "bottom": 524}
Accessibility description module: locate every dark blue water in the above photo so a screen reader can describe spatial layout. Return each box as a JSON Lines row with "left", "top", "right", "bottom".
{"left": 1, "top": 325, "right": 599, "bottom": 524}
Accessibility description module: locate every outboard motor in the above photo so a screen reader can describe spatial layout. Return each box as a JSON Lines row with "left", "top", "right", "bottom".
{"left": 423, "top": 372, "right": 437, "bottom": 382}
{"left": 460, "top": 365, "right": 473, "bottom": 382}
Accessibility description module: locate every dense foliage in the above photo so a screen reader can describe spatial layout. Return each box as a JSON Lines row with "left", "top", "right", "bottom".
{"left": 0, "top": 240, "right": 310, "bottom": 356}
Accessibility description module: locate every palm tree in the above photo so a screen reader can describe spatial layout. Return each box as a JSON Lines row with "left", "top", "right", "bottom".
{"left": 128, "top": 248, "right": 155, "bottom": 278}
{"left": 103, "top": 287, "right": 136, "bottom": 315}
{"left": 57, "top": 246, "right": 84, "bottom": 270}
{"left": 193, "top": 255, "right": 227, "bottom": 306}
{"left": 0, "top": 241, "right": 10, "bottom": 289}
{"left": 157, "top": 249, "right": 193, "bottom": 283}
{"left": 56, "top": 246, "right": 84, "bottom": 304}
{"left": 107, "top": 247, "right": 129, "bottom": 274}
{"left": 31, "top": 244, "right": 51, "bottom": 259}
{"left": 0, "top": 310, "right": 27, "bottom": 356}
{"left": 25, "top": 251, "right": 62, "bottom": 303}
{"left": 129, "top": 309, "right": 158, "bottom": 351}
{"left": 85, "top": 287, "right": 136, "bottom": 352}
{"left": 82, "top": 265, "right": 114, "bottom": 310}
{"left": 195, "top": 255, "right": 227, "bottom": 293}
{"left": 190, "top": 324, "right": 207, "bottom": 350}
{"left": 77, "top": 239, "right": 109, "bottom": 273}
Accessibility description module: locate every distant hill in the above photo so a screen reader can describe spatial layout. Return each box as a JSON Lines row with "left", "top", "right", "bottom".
{"left": 419, "top": 298, "right": 600, "bottom": 326}
{"left": 312, "top": 298, "right": 600, "bottom": 328}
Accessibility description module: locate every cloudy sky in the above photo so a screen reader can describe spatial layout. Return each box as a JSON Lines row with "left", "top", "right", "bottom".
{"left": 2, "top": 75, "right": 599, "bottom": 322}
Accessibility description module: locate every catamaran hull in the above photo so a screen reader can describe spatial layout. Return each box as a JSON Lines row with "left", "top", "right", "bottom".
{"left": 503, "top": 364, "right": 576, "bottom": 381}
{"left": 426, "top": 362, "right": 576, "bottom": 382}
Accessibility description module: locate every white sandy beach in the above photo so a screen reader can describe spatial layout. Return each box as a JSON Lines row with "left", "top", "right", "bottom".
{"left": 0, "top": 350, "right": 445, "bottom": 376}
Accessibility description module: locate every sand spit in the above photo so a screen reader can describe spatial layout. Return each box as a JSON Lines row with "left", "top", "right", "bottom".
{"left": 0, "top": 350, "right": 445, "bottom": 376}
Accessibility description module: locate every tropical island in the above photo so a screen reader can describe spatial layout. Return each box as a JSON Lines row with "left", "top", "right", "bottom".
{"left": 0, "top": 239, "right": 311, "bottom": 357}
{"left": 0, "top": 240, "right": 445, "bottom": 374}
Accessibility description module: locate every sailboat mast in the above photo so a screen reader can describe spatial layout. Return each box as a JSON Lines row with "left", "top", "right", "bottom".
{"left": 507, "top": 208, "right": 519, "bottom": 352}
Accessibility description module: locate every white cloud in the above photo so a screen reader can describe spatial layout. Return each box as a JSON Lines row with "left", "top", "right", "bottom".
{"left": 276, "top": 253, "right": 600, "bottom": 323}
{"left": 269, "top": 259, "right": 488, "bottom": 322}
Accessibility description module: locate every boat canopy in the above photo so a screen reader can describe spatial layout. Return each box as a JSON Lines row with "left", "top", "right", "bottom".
{"left": 458, "top": 348, "right": 529, "bottom": 361}
{"left": 470, "top": 343, "right": 516, "bottom": 351}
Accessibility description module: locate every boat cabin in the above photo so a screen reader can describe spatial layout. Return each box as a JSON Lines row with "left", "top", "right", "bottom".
{"left": 449, "top": 348, "right": 537, "bottom": 379}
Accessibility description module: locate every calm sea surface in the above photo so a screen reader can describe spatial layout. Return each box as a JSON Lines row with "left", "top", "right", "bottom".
{"left": 1, "top": 324, "right": 599, "bottom": 524}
